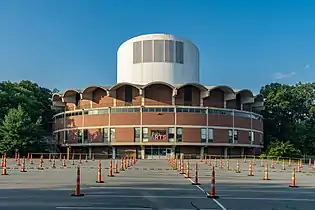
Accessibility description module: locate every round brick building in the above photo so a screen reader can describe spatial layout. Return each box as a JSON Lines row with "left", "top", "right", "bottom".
{"left": 52, "top": 33, "right": 264, "bottom": 159}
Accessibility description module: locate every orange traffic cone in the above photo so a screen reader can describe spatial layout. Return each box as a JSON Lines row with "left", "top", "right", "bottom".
{"left": 2, "top": 158, "right": 8, "bottom": 175}
{"left": 282, "top": 159, "right": 286, "bottom": 170}
{"left": 52, "top": 158, "right": 56, "bottom": 169}
{"left": 235, "top": 160, "right": 241, "bottom": 173}
{"left": 62, "top": 155, "right": 67, "bottom": 168}
{"left": 79, "top": 153, "right": 82, "bottom": 164}
{"left": 185, "top": 161, "right": 191, "bottom": 178}
{"left": 108, "top": 159, "right": 114, "bottom": 177}
{"left": 21, "top": 156, "right": 27, "bottom": 172}
{"left": 192, "top": 162, "right": 200, "bottom": 185}
{"left": 289, "top": 167, "right": 298, "bottom": 188}
{"left": 38, "top": 155, "right": 44, "bottom": 170}
{"left": 71, "top": 166, "right": 84, "bottom": 197}
{"left": 207, "top": 166, "right": 219, "bottom": 199}
{"left": 30, "top": 154, "right": 33, "bottom": 164}
{"left": 263, "top": 161, "right": 270, "bottom": 180}
{"left": 248, "top": 160, "right": 254, "bottom": 176}
{"left": 120, "top": 158, "right": 125, "bottom": 171}
{"left": 96, "top": 160, "right": 104, "bottom": 183}
{"left": 114, "top": 161, "right": 119, "bottom": 174}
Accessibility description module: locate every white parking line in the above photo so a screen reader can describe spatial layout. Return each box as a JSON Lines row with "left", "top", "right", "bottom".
{"left": 86, "top": 194, "right": 205, "bottom": 199}
{"left": 56, "top": 207, "right": 219, "bottom": 210}
{"left": 220, "top": 197, "right": 315, "bottom": 202}
{"left": 186, "top": 177, "right": 227, "bottom": 210}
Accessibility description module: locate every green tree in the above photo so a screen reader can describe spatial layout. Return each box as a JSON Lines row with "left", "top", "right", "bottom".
{"left": 0, "top": 105, "right": 43, "bottom": 156}
{"left": 267, "top": 141, "right": 302, "bottom": 158}
{"left": 260, "top": 82, "right": 315, "bottom": 155}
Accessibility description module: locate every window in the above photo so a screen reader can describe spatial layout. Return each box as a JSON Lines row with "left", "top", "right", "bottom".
{"left": 133, "top": 41, "right": 142, "bottom": 64}
{"left": 208, "top": 128, "right": 214, "bottom": 142}
{"left": 142, "top": 128, "right": 148, "bottom": 142}
{"left": 228, "top": 130, "right": 233, "bottom": 143}
{"left": 249, "top": 131, "right": 254, "bottom": 144}
{"left": 142, "top": 107, "right": 174, "bottom": 112}
{"left": 83, "top": 129, "right": 88, "bottom": 143}
{"left": 102, "top": 128, "right": 109, "bottom": 142}
{"left": 64, "top": 131, "right": 68, "bottom": 144}
{"left": 154, "top": 40, "right": 164, "bottom": 62}
{"left": 134, "top": 128, "right": 141, "bottom": 142}
{"left": 110, "top": 128, "right": 116, "bottom": 142}
{"left": 260, "top": 133, "right": 263, "bottom": 145}
{"left": 175, "top": 41, "right": 184, "bottom": 64}
{"left": 184, "top": 86, "right": 192, "bottom": 106}
{"left": 176, "top": 128, "right": 182, "bottom": 142}
{"left": 201, "top": 128, "right": 207, "bottom": 143}
{"left": 165, "top": 40, "right": 174, "bottom": 62}
{"left": 143, "top": 40, "right": 153, "bottom": 62}
{"left": 78, "top": 130, "right": 83, "bottom": 144}
{"left": 125, "top": 86, "right": 133, "bottom": 105}
{"left": 234, "top": 130, "right": 238, "bottom": 142}
{"left": 168, "top": 128, "right": 175, "bottom": 142}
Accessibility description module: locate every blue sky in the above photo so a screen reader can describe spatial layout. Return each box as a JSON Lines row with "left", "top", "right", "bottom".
{"left": 0, "top": 0, "right": 314, "bottom": 93}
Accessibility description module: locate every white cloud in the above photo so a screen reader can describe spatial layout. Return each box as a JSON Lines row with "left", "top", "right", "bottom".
{"left": 304, "top": 64, "right": 310, "bottom": 69}
{"left": 274, "top": 72, "right": 296, "bottom": 80}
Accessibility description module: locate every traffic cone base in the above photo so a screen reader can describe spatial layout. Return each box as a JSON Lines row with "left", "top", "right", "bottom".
{"left": 107, "top": 174, "right": 114, "bottom": 177}
{"left": 289, "top": 185, "right": 298, "bottom": 188}
{"left": 263, "top": 178, "right": 270, "bottom": 180}
{"left": 96, "top": 180, "right": 104, "bottom": 183}
{"left": 185, "top": 175, "right": 191, "bottom": 178}
{"left": 192, "top": 182, "right": 200, "bottom": 185}
{"left": 248, "top": 174, "right": 254, "bottom": 176}
{"left": 207, "top": 194, "right": 219, "bottom": 199}
{"left": 71, "top": 193, "right": 84, "bottom": 197}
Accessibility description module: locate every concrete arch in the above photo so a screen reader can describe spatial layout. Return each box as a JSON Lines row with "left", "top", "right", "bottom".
{"left": 142, "top": 81, "right": 175, "bottom": 90}
{"left": 82, "top": 86, "right": 108, "bottom": 100}
{"left": 52, "top": 93, "right": 62, "bottom": 102}
{"left": 236, "top": 89, "right": 254, "bottom": 104}
{"left": 176, "top": 82, "right": 208, "bottom": 92}
{"left": 142, "top": 81, "right": 174, "bottom": 106}
{"left": 108, "top": 82, "right": 142, "bottom": 92}
{"left": 208, "top": 85, "right": 235, "bottom": 94}
{"left": 62, "top": 89, "right": 81, "bottom": 104}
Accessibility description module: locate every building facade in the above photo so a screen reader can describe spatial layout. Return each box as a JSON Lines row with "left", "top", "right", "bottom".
{"left": 52, "top": 34, "right": 264, "bottom": 159}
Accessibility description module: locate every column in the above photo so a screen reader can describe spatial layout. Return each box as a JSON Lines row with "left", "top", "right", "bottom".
{"left": 88, "top": 147, "right": 92, "bottom": 159}
{"left": 112, "top": 146, "right": 116, "bottom": 159}
{"left": 171, "top": 146, "right": 176, "bottom": 159}
{"left": 224, "top": 100, "right": 227, "bottom": 108}
{"left": 200, "top": 147, "right": 205, "bottom": 159}
{"left": 224, "top": 147, "right": 228, "bottom": 158}
{"left": 141, "top": 146, "right": 145, "bottom": 159}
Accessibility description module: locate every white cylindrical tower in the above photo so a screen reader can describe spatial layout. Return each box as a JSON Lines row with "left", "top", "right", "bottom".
{"left": 117, "top": 34, "right": 199, "bottom": 85}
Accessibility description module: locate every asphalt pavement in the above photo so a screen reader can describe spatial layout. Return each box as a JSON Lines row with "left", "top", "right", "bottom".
{"left": 0, "top": 158, "right": 315, "bottom": 210}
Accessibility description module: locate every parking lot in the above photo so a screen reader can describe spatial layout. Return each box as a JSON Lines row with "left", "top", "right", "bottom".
{"left": 1, "top": 156, "right": 315, "bottom": 209}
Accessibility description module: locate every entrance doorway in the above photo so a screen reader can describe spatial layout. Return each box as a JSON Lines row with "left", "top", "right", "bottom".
{"left": 145, "top": 146, "right": 173, "bottom": 159}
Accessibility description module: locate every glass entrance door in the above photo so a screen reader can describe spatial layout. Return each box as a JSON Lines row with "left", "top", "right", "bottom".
{"left": 144, "top": 146, "right": 172, "bottom": 159}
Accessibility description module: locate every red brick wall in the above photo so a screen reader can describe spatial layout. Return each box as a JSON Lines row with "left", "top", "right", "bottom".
{"left": 203, "top": 89, "right": 224, "bottom": 108}
{"left": 182, "top": 128, "right": 201, "bottom": 143}
{"left": 144, "top": 84, "right": 172, "bottom": 105}
{"left": 84, "top": 115, "right": 109, "bottom": 127}
{"left": 177, "top": 113, "right": 206, "bottom": 125}
{"left": 93, "top": 89, "right": 113, "bottom": 107}
{"left": 110, "top": 113, "right": 141, "bottom": 125}
{"left": 115, "top": 128, "right": 134, "bottom": 142}
{"left": 142, "top": 113, "right": 175, "bottom": 125}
